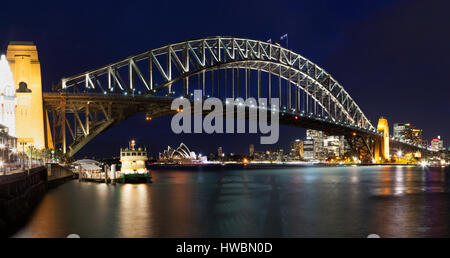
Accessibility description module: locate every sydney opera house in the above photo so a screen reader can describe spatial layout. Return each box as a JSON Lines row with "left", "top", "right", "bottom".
{"left": 159, "top": 143, "right": 201, "bottom": 164}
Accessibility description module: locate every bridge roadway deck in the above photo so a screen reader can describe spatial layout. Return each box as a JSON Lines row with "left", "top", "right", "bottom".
{"left": 43, "top": 92, "right": 430, "bottom": 156}
{"left": 43, "top": 92, "right": 380, "bottom": 137}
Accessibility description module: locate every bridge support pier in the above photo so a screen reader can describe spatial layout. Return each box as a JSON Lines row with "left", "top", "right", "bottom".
{"left": 44, "top": 93, "right": 146, "bottom": 158}
{"left": 346, "top": 134, "right": 377, "bottom": 164}
{"left": 7, "top": 42, "right": 53, "bottom": 150}
{"left": 346, "top": 117, "right": 392, "bottom": 164}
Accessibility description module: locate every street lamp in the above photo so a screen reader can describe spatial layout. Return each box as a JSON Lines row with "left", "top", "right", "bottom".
{"left": 29, "top": 147, "right": 33, "bottom": 168}
{"left": 20, "top": 142, "right": 26, "bottom": 170}
{"left": 10, "top": 148, "right": 17, "bottom": 168}
{"left": 0, "top": 143, "right": 5, "bottom": 173}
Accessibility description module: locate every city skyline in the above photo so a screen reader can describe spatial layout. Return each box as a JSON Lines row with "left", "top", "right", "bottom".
{"left": 100, "top": 124, "right": 444, "bottom": 162}
{"left": 75, "top": 115, "right": 446, "bottom": 159}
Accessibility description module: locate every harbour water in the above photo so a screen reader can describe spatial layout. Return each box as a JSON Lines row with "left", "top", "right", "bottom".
{"left": 12, "top": 165, "right": 450, "bottom": 238}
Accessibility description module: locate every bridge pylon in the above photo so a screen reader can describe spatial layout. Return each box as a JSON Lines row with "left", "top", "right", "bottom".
{"left": 7, "top": 42, "right": 53, "bottom": 150}
{"left": 374, "top": 117, "right": 389, "bottom": 162}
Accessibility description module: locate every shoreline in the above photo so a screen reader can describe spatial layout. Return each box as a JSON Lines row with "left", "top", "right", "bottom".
{"left": 149, "top": 163, "right": 447, "bottom": 170}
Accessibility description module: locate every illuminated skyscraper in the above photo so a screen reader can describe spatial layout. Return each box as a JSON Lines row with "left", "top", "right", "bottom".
{"left": 431, "top": 136, "right": 444, "bottom": 151}
{"left": 405, "top": 126, "right": 423, "bottom": 145}
{"left": 393, "top": 123, "right": 409, "bottom": 141}
{"left": 249, "top": 144, "right": 254, "bottom": 157}
{"left": 277, "top": 148, "right": 284, "bottom": 161}
{"left": 394, "top": 122, "right": 423, "bottom": 146}
{"left": 323, "top": 135, "right": 343, "bottom": 158}
{"left": 302, "top": 137, "right": 315, "bottom": 161}
{"left": 306, "top": 129, "right": 324, "bottom": 160}
{"left": 289, "top": 139, "right": 303, "bottom": 160}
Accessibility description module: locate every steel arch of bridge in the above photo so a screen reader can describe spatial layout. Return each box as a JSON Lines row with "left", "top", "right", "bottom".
{"left": 59, "top": 36, "right": 374, "bottom": 131}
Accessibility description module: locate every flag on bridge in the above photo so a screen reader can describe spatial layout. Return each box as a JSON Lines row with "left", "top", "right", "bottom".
{"left": 280, "top": 33, "right": 289, "bottom": 48}
{"left": 267, "top": 38, "right": 272, "bottom": 43}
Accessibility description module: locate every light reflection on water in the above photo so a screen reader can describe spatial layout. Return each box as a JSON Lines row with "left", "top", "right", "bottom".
{"left": 12, "top": 165, "right": 450, "bottom": 238}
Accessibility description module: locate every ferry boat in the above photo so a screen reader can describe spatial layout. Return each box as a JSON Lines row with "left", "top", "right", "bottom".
{"left": 118, "top": 140, "right": 151, "bottom": 183}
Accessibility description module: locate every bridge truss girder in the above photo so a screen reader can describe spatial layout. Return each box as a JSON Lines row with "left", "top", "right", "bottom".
{"left": 44, "top": 94, "right": 174, "bottom": 157}
{"left": 58, "top": 37, "right": 375, "bottom": 131}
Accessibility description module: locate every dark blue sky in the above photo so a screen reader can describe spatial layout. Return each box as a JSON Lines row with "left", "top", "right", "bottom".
{"left": 1, "top": 0, "right": 449, "bottom": 158}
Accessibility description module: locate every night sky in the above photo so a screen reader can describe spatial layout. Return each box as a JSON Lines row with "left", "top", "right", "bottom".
{"left": 1, "top": 0, "right": 449, "bottom": 158}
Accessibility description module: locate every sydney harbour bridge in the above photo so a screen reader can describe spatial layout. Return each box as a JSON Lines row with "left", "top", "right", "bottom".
{"left": 31, "top": 37, "right": 427, "bottom": 162}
